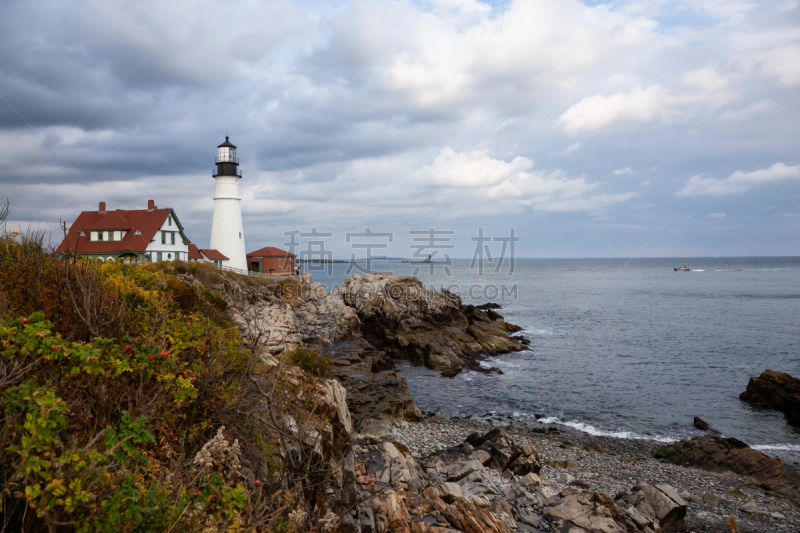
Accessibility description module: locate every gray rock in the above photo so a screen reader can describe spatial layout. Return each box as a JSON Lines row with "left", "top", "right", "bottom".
{"left": 569, "top": 479, "right": 590, "bottom": 489}
{"left": 557, "top": 472, "right": 575, "bottom": 483}
{"left": 636, "top": 484, "right": 687, "bottom": 533}
{"left": 688, "top": 495, "right": 703, "bottom": 505}
{"left": 468, "top": 449, "right": 492, "bottom": 465}
{"left": 726, "top": 488, "right": 746, "bottom": 499}
{"left": 446, "top": 459, "right": 485, "bottom": 482}
{"left": 439, "top": 481, "right": 463, "bottom": 502}
{"left": 702, "top": 493, "right": 718, "bottom": 507}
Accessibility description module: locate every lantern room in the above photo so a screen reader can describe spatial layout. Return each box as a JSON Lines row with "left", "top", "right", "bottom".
{"left": 214, "top": 136, "right": 241, "bottom": 177}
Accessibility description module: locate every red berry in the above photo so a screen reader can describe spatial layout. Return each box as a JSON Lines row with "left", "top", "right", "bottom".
{"left": 22, "top": 318, "right": 28, "bottom": 323}
{"left": 150, "top": 356, "right": 154, "bottom": 360}
{"left": 255, "top": 480, "right": 261, "bottom": 486}
{"left": 77, "top": 432, "right": 82, "bottom": 436}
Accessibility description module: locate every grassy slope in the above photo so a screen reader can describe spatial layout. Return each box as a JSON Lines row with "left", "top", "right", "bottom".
{"left": 0, "top": 233, "right": 336, "bottom": 533}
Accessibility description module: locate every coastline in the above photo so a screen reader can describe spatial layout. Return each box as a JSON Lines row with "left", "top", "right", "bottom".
{"left": 388, "top": 414, "right": 800, "bottom": 532}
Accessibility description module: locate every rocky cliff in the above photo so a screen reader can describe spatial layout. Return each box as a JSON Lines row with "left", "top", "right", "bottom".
{"left": 219, "top": 272, "right": 523, "bottom": 433}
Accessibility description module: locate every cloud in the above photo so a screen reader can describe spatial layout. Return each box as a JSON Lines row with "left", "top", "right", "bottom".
{"left": 557, "top": 85, "right": 671, "bottom": 134}
{"left": 707, "top": 212, "right": 726, "bottom": 218}
{"left": 632, "top": 203, "right": 654, "bottom": 210}
{"left": 675, "top": 163, "right": 800, "bottom": 196}
{"left": 682, "top": 67, "right": 728, "bottom": 92}
{"left": 410, "top": 147, "right": 635, "bottom": 212}
{"left": 719, "top": 100, "right": 779, "bottom": 122}
{"left": 550, "top": 142, "right": 581, "bottom": 157}
{"left": 759, "top": 45, "right": 800, "bottom": 86}
{"left": 613, "top": 167, "right": 633, "bottom": 175}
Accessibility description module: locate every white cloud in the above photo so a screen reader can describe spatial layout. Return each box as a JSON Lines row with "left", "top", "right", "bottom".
{"left": 676, "top": 163, "right": 800, "bottom": 196}
{"left": 719, "top": 100, "right": 779, "bottom": 122}
{"left": 557, "top": 85, "right": 670, "bottom": 134}
{"left": 759, "top": 45, "right": 800, "bottom": 86}
{"left": 632, "top": 203, "right": 654, "bottom": 210}
{"left": 613, "top": 167, "right": 633, "bottom": 175}
{"left": 410, "top": 147, "right": 635, "bottom": 212}
{"left": 707, "top": 212, "right": 726, "bottom": 218}
{"left": 682, "top": 67, "right": 728, "bottom": 92}
{"left": 550, "top": 142, "right": 581, "bottom": 157}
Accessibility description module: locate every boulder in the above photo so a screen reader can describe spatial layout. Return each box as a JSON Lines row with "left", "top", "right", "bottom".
{"left": 740, "top": 369, "right": 800, "bottom": 424}
{"left": 693, "top": 417, "right": 710, "bottom": 431}
{"left": 446, "top": 460, "right": 485, "bottom": 482}
{"left": 544, "top": 491, "right": 640, "bottom": 532}
{"left": 635, "top": 484, "right": 687, "bottom": 532}
{"left": 467, "top": 429, "right": 542, "bottom": 475}
{"left": 341, "top": 273, "right": 522, "bottom": 374}
{"left": 655, "top": 435, "right": 800, "bottom": 503}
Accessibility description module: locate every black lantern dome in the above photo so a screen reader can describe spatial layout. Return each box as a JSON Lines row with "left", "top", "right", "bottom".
{"left": 214, "top": 136, "right": 241, "bottom": 178}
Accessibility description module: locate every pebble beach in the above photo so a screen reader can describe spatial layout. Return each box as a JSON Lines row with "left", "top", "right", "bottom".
{"left": 392, "top": 415, "right": 800, "bottom": 533}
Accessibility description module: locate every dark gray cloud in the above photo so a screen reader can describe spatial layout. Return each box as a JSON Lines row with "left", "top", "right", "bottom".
{"left": 1, "top": 0, "right": 799, "bottom": 258}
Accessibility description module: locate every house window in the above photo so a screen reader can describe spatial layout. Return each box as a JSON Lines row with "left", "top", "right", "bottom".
{"left": 168, "top": 216, "right": 172, "bottom": 226}
{"left": 167, "top": 253, "right": 172, "bottom": 260}
{"left": 157, "top": 252, "right": 162, "bottom": 261}
{"left": 278, "top": 259, "right": 282, "bottom": 268}
{"left": 170, "top": 232, "right": 175, "bottom": 245}
{"left": 161, "top": 231, "right": 166, "bottom": 244}
{"left": 97, "top": 231, "right": 104, "bottom": 241}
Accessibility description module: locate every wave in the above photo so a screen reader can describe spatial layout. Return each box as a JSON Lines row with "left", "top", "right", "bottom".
{"left": 752, "top": 444, "right": 800, "bottom": 452}
{"left": 535, "top": 416, "right": 677, "bottom": 443}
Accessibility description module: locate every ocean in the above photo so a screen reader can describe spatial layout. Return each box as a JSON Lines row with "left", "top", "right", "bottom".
{"left": 308, "top": 257, "right": 800, "bottom": 463}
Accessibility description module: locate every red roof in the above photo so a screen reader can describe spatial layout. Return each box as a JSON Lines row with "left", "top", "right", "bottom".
{"left": 56, "top": 207, "right": 174, "bottom": 255}
{"left": 200, "top": 249, "right": 228, "bottom": 260}
{"left": 188, "top": 244, "right": 203, "bottom": 259}
{"left": 247, "top": 246, "right": 296, "bottom": 258}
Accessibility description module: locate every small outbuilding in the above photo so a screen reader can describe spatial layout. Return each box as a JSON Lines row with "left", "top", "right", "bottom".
{"left": 246, "top": 246, "right": 296, "bottom": 276}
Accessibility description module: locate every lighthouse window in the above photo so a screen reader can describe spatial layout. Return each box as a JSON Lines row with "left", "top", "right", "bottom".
{"left": 239, "top": 232, "right": 242, "bottom": 239}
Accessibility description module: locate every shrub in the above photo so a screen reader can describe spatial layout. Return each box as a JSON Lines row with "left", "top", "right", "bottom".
{"left": 285, "top": 348, "right": 332, "bottom": 380}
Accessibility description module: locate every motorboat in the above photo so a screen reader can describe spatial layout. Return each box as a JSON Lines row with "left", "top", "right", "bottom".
{"left": 674, "top": 265, "right": 690, "bottom": 271}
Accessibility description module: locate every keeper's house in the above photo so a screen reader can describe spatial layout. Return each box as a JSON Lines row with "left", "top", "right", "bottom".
{"left": 56, "top": 200, "right": 226, "bottom": 265}
{"left": 247, "top": 246, "right": 296, "bottom": 276}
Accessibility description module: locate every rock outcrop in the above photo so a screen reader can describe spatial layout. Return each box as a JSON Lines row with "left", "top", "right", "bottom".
{"left": 220, "top": 272, "right": 524, "bottom": 432}
{"left": 344, "top": 428, "right": 675, "bottom": 533}
{"left": 342, "top": 273, "right": 523, "bottom": 374}
{"left": 656, "top": 435, "right": 800, "bottom": 503}
{"left": 740, "top": 369, "right": 800, "bottom": 424}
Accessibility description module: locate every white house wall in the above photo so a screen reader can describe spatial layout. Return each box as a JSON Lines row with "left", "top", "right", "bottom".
{"left": 145, "top": 211, "right": 189, "bottom": 261}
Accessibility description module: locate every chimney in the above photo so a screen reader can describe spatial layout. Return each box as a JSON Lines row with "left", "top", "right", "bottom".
{"left": 148, "top": 199, "right": 155, "bottom": 211}
{"left": 99, "top": 202, "right": 106, "bottom": 213}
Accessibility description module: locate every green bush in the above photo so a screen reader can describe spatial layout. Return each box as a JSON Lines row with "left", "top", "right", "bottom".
{"left": 286, "top": 348, "right": 332, "bottom": 379}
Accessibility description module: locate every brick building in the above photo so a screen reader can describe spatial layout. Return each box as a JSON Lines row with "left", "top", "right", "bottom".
{"left": 246, "top": 246, "right": 296, "bottom": 276}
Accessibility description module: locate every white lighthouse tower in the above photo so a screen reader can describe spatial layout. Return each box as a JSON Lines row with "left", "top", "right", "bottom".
{"left": 210, "top": 136, "right": 248, "bottom": 271}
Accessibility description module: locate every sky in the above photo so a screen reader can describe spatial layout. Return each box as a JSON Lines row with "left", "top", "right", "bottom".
{"left": 1, "top": 0, "right": 799, "bottom": 259}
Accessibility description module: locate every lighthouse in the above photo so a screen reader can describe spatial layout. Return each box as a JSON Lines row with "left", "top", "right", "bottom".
{"left": 210, "top": 136, "right": 248, "bottom": 271}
